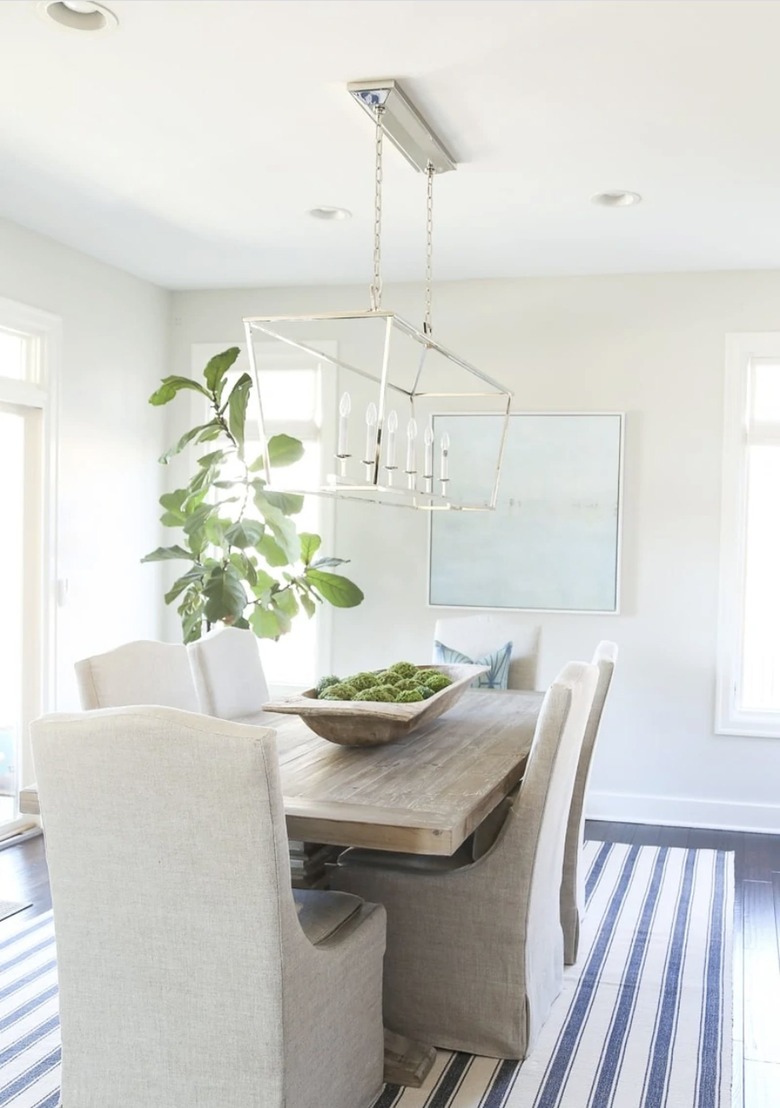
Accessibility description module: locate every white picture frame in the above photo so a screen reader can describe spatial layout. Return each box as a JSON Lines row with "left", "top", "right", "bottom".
{"left": 428, "top": 412, "right": 624, "bottom": 613}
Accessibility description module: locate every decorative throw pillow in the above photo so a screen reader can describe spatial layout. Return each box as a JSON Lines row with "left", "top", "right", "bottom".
{"left": 433, "top": 640, "right": 513, "bottom": 690}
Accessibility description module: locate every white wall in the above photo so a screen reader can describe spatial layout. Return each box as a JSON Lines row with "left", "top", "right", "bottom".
{"left": 170, "top": 272, "right": 780, "bottom": 833}
{"left": 0, "top": 217, "right": 170, "bottom": 715}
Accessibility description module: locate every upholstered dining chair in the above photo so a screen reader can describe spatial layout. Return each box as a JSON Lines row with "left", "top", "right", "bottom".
{"left": 31, "top": 707, "right": 386, "bottom": 1108}
{"left": 432, "top": 614, "right": 541, "bottom": 690}
{"left": 333, "top": 660, "right": 598, "bottom": 1060}
{"left": 561, "top": 640, "right": 618, "bottom": 965}
{"left": 187, "top": 625, "right": 275, "bottom": 723}
{"left": 74, "top": 639, "right": 199, "bottom": 711}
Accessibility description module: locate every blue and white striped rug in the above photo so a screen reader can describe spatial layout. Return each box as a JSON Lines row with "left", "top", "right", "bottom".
{"left": 0, "top": 842, "right": 732, "bottom": 1108}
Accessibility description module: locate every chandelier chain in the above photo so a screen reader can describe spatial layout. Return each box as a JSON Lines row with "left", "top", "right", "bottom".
{"left": 369, "top": 106, "right": 385, "bottom": 311}
{"left": 424, "top": 163, "right": 435, "bottom": 335}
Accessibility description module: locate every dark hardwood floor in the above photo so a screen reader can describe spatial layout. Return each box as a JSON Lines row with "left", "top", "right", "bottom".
{"left": 1, "top": 822, "right": 778, "bottom": 1106}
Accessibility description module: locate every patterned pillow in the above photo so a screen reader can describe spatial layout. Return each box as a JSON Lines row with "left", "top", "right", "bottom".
{"left": 433, "top": 640, "right": 513, "bottom": 690}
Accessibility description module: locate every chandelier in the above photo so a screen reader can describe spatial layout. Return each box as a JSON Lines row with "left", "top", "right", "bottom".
{"left": 244, "top": 79, "right": 513, "bottom": 511}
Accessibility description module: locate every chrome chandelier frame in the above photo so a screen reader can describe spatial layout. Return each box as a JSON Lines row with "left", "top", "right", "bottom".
{"left": 244, "top": 79, "right": 513, "bottom": 512}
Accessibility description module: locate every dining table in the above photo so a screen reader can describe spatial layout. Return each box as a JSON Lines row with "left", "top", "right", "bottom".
{"left": 18, "top": 686, "right": 545, "bottom": 1087}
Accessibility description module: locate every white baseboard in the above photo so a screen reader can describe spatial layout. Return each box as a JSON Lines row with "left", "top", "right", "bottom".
{"left": 587, "top": 790, "right": 780, "bottom": 834}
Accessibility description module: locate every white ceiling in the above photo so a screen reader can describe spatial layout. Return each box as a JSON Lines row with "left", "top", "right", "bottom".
{"left": 3, "top": 0, "right": 780, "bottom": 289}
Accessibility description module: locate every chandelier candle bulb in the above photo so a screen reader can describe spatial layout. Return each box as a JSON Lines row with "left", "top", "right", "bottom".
{"left": 337, "top": 392, "right": 351, "bottom": 458}
{"left": 440, "top": 431, "right": 450, "bottom": 483}
{"left": 364, "top": 402, "right": 378, "bottom": 470}
{"left": 405, "top": 418, "right": 418, "bottom": 473}
{"left": 385, "top": 409, "right": 398, "bottom": 469}
{"left": 423, "top": 424, "right": 435, "bottom": 479}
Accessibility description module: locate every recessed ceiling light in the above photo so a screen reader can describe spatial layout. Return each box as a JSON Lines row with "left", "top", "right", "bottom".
{"left": 308, "top": 207, "right": 352, "bottom": 222}
{"left": 591, "top": 191, "right": 642, "bottom": 208}
{"left": 38, "top": 0, "right": 118, "bottom": 32}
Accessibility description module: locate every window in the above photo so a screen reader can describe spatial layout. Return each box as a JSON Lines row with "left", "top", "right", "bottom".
{"left": 190, "top": 343, "right": 335, "bottom": 692}
{"left": 0, "top": 300, "right": 59, "bottom": 831}
{"left": 717, "top": 333, "right": 780, "bottom": 735}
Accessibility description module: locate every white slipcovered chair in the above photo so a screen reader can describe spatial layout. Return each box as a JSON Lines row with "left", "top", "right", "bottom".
{"left": 432, "top": 614, "right": 541, "bottom": 690}
{"left": 561, "top": 640, "right": 618, "bottom": 965}
{"left": 74, "top": 639, "right": 199, "bottom": 711}
{"left": 333, "top": 660, "right": 597, "bottom": 1060}
{"left": 31, "top": 706, "right": 386, "bottom": 1108}
{"left": 187, "top": 625, "right": 276, "bottom": 724}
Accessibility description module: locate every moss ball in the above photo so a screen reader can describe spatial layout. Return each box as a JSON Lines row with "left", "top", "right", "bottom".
{"left": 349, "top": 672, "right": 379, "bottom": 691}
{"left": 395, "top": 688, "right": 424, "bottom": 703}
{"left": 316, "top": 674, "right": 341, "bottom": 696}
{"left": 416, "top": 685, "right": 435, "bottom": 699}
{"left": 387, "top": 661, "right": 419, "bottom": 680}
{"left": 375, "top": 670, "right": 401, "bottom": 685}
{"left": 355, "top": 685, "right": 395, "bottom": 702}
{"left": 420, "top": 672, "right": 452, "bottom": 693}
{"left": 320, "top": 681, "right": 357, "bottom": 700}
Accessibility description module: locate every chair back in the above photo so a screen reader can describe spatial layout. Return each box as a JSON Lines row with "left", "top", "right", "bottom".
{"left": 32, "top": 707, "right": 295, "bottom": 1106}
{"left": 74, "top": 640, "right": 199, "bottom": 711}
{"left": 561, "top": 641, "right": 618, "bottom": 961}
{"left": 495, "top": 660, "right": 597, "bottom": 1043}
{"left": 188, "top": 625, "right": 270, "bottom": 719}
{"left": 432, "top": 614, "right": 541, "bottom": 689}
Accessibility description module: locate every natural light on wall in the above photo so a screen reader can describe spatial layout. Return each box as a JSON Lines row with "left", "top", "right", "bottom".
{"left": 718, "top": 335, "right": 780, "bottom": 736}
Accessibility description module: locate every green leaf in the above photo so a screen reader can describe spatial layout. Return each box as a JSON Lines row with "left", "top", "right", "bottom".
{"left": 257, "top": 534, "right": 289, "bottom": 567}
{"left": 203, "top": 515, "right": 228, "bottom": 546}
{"left": 164, "top": 566, "right": 205, "bottom": 605}
{"left": 274, "top": 588, "right": 299, "bottom": 619}
{"left": 224, "top": 519, "right": 265, "bottom": 549}
{"left": 182, "top": 503, "right": 215, "bottom": 535}
{"left": 299, "top": 532, "right": 321, "bottom": 565}
{"left": 160, "top": 489, "right": 187, "bottom": 513}
{"left": 251, "top": 568, "right": 277, "bottom": 596}
{"left": 254, "top": 497, "right": 301, "bottom": 563}
{"left": 267, "top": 433, "right": 304, "bottom": 468}
{"left": 203, "top": 565, "right": 247, "bottom": 623}
{"left": 227, "top": 373, "right": 252, "bottom": 448}
{"left": 262, "top": 490, "right": 304, "bottom": 516}
{"left": 305, "top": 568, "right": 364, "bottom": 608}
{"left": 159, "top": 421, "right": 221, "bottom": 465}
{"left": 310, "top": 555, "right": 349, "bottom": 569}
{"left": 249, "top": 606, "right": 284, "bottom": 640}
{"left": 300, "top": 592, "right": 316, "bottom": 618}
{"left": 204, "top": 347, "right": 240, "bottom": 393}
{"left": 149, "top": 376, "right": 210, "bottom": 406}
{"left": 228, "top": 552, "right": 258, "bottom": 587}
{"left": 141, "top": 545, "right": 195, "bottom": 563}
{"left": 197, "top": 450, "right": 225, "bottom": 469}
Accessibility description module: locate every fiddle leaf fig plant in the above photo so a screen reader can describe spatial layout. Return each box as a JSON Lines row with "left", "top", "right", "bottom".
{"left": 142, "top": 346, "right": 364, "bottom": 643}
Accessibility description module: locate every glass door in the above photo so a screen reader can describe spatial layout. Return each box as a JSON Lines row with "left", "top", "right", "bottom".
{"left": 0, "top": 304, "right": 57, "bottom": 834}
{"left": 0, "top": 406, "right": 28, "bottom": 821}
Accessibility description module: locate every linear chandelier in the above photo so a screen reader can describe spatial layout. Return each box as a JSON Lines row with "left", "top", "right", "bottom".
{"left": 244, "top": 79, "right": 513, "bottom": 511}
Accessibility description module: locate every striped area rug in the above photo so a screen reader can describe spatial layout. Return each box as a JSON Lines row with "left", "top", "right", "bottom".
{"left": 0, "top": 842, "right": 732, "bottom": 1108}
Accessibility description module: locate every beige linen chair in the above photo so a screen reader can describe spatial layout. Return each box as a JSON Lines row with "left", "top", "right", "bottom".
{"left": 31, "top": 706, "right": 386, "bottom": 1108}
{"left": 333, "top": 660, "right": 597, "bottom": 1060}
{"left": 74, "top": 639, "right": 199, "bottom": 711}
{"left": 187, "top": 624, "right": 275, "bottom": 723}
{"left": 561, "top": 640, "right": 618, "bottom": 965}
{"left": 432, "top": 614, "right": 541, "bottom": 689}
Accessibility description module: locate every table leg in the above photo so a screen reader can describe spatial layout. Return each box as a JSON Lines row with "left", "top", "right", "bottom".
{"left": 383, "top": 1028, "right": 436, "bottom": 1087}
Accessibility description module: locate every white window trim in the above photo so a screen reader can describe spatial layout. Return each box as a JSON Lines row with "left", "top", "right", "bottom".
{"left": 189, "top": 341, "right": 337, "bottom": 680}
{"left": 716, "top": 332, "right": 780, "bottom": 737}
{"left": 0, "top": 295, "right": 60, "bottom": 804}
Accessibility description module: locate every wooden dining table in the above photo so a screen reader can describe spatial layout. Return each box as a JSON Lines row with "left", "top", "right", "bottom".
{"left": 275, "top": 687, "right": 543, "bottom": 856}
{"left": 19, "top": 688, "right": 543, "bottom": 855}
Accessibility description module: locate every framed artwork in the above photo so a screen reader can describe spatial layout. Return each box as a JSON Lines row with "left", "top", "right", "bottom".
{"left": 428, "top": 412, "right": 624, "bottom": 613}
